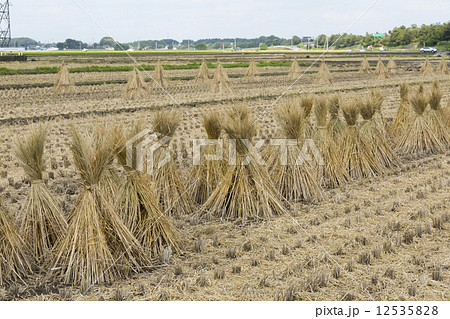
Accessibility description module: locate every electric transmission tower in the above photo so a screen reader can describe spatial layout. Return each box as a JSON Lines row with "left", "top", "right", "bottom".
{"left": 0, "top": 1, "right": 11, "bottom": 47}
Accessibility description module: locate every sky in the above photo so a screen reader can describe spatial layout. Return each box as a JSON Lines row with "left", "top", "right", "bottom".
{"left": 9, "top": 0, "right": 450, "bottom": 43}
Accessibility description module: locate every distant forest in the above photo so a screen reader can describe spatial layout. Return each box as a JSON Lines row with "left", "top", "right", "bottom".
{"left": 12, "top": 21, "right": 450, "bottom": 50}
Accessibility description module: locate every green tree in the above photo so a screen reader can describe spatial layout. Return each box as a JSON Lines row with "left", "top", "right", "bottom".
{"left": 99, "top": 37, "right": 115, "bottom": 47}
{"left": 292, "top": 35, "right": 301, "bottom": 45}
{"left": 195, "top": 42, "right": 207, "bottom": 50}
{"left": 260, "top": 43, "right": 268, "bottom": 50}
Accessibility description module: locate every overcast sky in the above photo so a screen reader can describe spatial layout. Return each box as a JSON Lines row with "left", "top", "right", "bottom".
{"left": 10, "top": 0, "right": 450, "bottom": 43}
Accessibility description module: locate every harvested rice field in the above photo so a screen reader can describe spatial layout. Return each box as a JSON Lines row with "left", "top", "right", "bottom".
{"left": 0, "top": 53, "right": 449, "bottom": 301}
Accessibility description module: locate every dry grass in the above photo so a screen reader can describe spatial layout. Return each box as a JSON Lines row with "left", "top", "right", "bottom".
{"left": 123, "top": 65, "right": 150, "bottom": 100}
{"left": 396, "top": 87, "right": 445, "bottom": 155}
{"left": 358, "top": 56, "right": 372, "bottom": 74}
{"left": 288, "top": 57, "right": 302, "bottom": 79}
{"left": 115, "top": 119, "right": 181, "bottom": 256}
{"left": 386, "top": 56, "right": 398, "bottom": 73}
{"left": 0, "top": 200, "right": 33, "bottom": 286}
{"left": 195, "top": 57, "right": 210, "bottom": 85}
{"left": 340, "top": 98, "right": 384, "bottom": 179}
{"left": 50, "top": 126, "right": 151, "bottom": 290}
{"left": 188, "top": 109, "right": 226, "bottom": 204}
{"left": 327, "top": 93, "right": 345, "bottom": 140}
{"left": 211, "top": 61, "right": 233, "bottom": 94}
{"left": 313, "top": 96, "right": 350, "bottom": 188}
{"left": 427, "top": 81, "right": 449, "bottom": 146}
{"left": 374, "top": 57, "right": 389, "bottom": 79}
{"left": 266, "top": 97, "right": 323, "bottom": 201}
{"left": 151, "top": 58, "right": 169, "bottom": 87}
{"left": 314, "top": 59, "right": 333, "bottom": 84}
{"left": 420, "top": 57, "right": 434, "bottom": 77}
{"left": 151, "top": 109, "right": 193, "bottom": 217}
{"left": 358, "top": 93, "right": 401, "bottom": 170}
{"left": 391, "top": 83, "right": 410, "bottom": 138}
{"left": 436, "top": 56, "right": 449, "bottom": 75}
{"left": 54, "top": 61, "right": 74, "bottom": 93}
{"left": 244, "top": 58, "right": 259, "bottom": 81}
{"left": 201, "top": 103, "right": 287, "bottom": 221}
{"left": 14, "top": 124, "right": 67, "bottom": 262}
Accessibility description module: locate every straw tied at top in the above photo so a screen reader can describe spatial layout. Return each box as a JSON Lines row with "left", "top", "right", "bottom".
{"left": 126, "top": 129, "right": 325, "bottom": 175}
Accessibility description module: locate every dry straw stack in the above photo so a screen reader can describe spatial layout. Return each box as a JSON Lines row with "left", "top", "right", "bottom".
{"left": 51, "top": 126, "right": 151, "bottom": 289}
{"left": 358, "top": 93, "right": 400, "bottom": 170}
{"left": 340, "top": 99, "right": 384, "bottom": 179}
{"left": 123, "top": 64, "right": 150, "bottom": 100}
{"left": 0, "top": 200, "right": 33, "bottom": 286}
{"left": 315, "top": 59, "right": 333, "bottom": 84}
{"left": 188, "top": 109, "right": 225, "bottom": 204}
{"left": 151, "top": 109, "right": 193, "bottom": 217}
{"left": 268, "top": 97, "right": 323, "bottom": 202}
{"left": 212, "top": 60, "right": 233, "bottom": 94}
{"left": 370, "top": 89, "right": 390, "bottom": 140}
{"left": 420, "top": 56, "right": 434, "bottom": 77}
{"left": 313, "top": 96, "right": 349, "bottom": 188}
{"left": 15, "top": 125, "right": 67, "bottom": 262}
{"left": 115, "top": 118, "right": 181, "bottom": 256}
{"left": 358, "top": 56, "right": 372, "bottom": 74}
{"left": 288, "top": 57, "right": 302, "bottom": 79}
{"left": 428, "top": 81, "right": 450, "bottom": 146}
{"left": 396, "top": 86, "right": 445, "bottom": 155}
{"left": 391, "top": 83, "right": 410, "bottom": 138}
{"left": 436, "top": 56, "right": 449, "bottom": 75}
{"left": 54, "top": 61, "right": 74, "bottom": 93}
{"left": 386, "top": 56, "right": 398, "bottom": 73}
{"left": 301, "top": 95, "right": 315, "bottom": 138}
{"left": 195, "top": 57, "right": 210, "bottom": 85}
{"left": 151, "top": 58, "right": 169, "bottom": 87}
{"left": 327, "top": 93, "right": 345, "bottom": 140}
{"left": 374, "top": 57, "right": 389, "bottom": 79}
{"left": 244, "top": 57, "right": 259, "bottom": 81}
{"left": 202, "top": 103, "right": 286, "bottom": 221}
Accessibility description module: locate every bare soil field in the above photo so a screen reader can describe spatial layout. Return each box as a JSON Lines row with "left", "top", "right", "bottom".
{"left": 0, "top": 54, "right": 448, "bottom": 301}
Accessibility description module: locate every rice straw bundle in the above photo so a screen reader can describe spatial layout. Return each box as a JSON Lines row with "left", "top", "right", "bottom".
{"left": 54, "top": 61, "right": 74, "bottom": 93}
{"left": 374, "top": 57, "right": 389, "bottom": 79}
{"left": 188, "top": 109, "right": 225, "bottom": 204}
{"left": 391, "top": 83, "right": 410, "bottom": 138}
{"left": 123, "top": 64, "right": 150, "bottom": 100}
{"left": 313, "top": 96, "right": 349, "bottom": 188}
{"left": 151, "top": 109, "right": 193, "bottom": 217}
{"left": 266, "top": 97, "right": 323, "bottom": 201}
{"left": 115, "top": 118, "right": 181, "bottom": 256}
{"left": 151, "top": 58, "right": 169, "bottom": 87}
{"left": 436, "top": 56, "right": 449, "bottom": 75}
{"left": 327, "top": 93, "right": 345, "bottom": 140}
{"left": 0, "top": 200, "right": 33, "bottom": 286}
{"left": 358, "top": 56, "right": 372, "bottom": 74}
{"left": 211, "top": 60, "right": 233, "bottom": 94}
{"left": 51, "top": 126, "right": 151, "bottom": 289}
{"left": 202, "top": 103, "right": 286, "bottom": 221}
{"left": 195, "top": 57, "right": 210, "bottom": 85}
{"left": 340, "top": 99, "right": 384, "bottom": 179}
{"left": 15, "top": 125, "right": 67, "bottom": 262}
{"left": 386, "top": 56, "right": 398, "bottom": 73}
{"left": 396, "top": 87, "right": 445, "bottom": 155}
{"left": 369, "top": 88, "right": 390, "bottom": 139}
{"left": 244, "top": 57, "right": 259, "bottom": 81}
{"left": 427, "top": 81, "right": 450, "bottom": 146}
{"left": 288, "top": 57, "right": 302, "bottom": 79}
{"left": 314, "top": 59, "right": 333, "bottom": 84}
{"left": 301, "top": 95, "right": 315, "bottom": 138}
{"left": 358, "top": 94, "right": 401, "bottom": 169}
{"left": 420, "top": 56, "right": 434, "bottom": 77}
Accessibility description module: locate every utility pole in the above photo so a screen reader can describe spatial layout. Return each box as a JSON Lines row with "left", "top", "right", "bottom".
{"left": 156, "top": 41, "right": 158, "bottom": 50}
{"left": 188, "top": 39, "right": 190, "bottom": 51}
{"left": 0, "top": 1, "right": 11, "bottom": 47}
